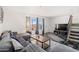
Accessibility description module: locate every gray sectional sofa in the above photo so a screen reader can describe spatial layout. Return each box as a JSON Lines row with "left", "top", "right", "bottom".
{"left": 0, "top": 31, "right": 45, "bottom": 52}
{"left": 0, "top": 31, "right": 78, "bottom": 52}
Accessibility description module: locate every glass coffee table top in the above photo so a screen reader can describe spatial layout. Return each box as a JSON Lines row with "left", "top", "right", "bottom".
{"left": 31, "top": 34, "right": 50, "bottom": 49}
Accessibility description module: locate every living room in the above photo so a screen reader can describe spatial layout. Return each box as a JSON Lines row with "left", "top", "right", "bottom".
{"left": 0, "top": 6, "right": 79, "bottom": 52}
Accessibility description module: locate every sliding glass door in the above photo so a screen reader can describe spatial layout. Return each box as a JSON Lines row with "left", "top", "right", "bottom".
{"left": 31, "top": 17, "right": 37, "bottom": 34}
{"left": 26, "top": 17, "right": 44, "bottom": 35}
{"left": 38, "top": 18, "right": 43, "bottom": 34}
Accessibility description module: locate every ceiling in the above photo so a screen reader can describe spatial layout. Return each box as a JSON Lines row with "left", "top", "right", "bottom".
{"left": 3, "top": 6, "right": 79, "bottom": 17}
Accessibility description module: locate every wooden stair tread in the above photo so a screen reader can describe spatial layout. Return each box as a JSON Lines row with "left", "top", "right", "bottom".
{"left": 71, "top": 29, "right": 79, "bottom": 32}
{"left": 69, "top": 38, "right": 79, "bottom": 43}
{"left": 70, "top": 33, "right": 79, "bottom": 36}
{"left": 67, "top": 15, "right": 79, "bottom": 43}
{"left": 71, "top": 27, "right": 79, "bottom": 29}
{"left": 71, "top": 24, "right": 79, "bottom": 26}
{"left": 70, "top": 30, "right": 79, "bottom": 33}
{"left": 69, "top": 35, "right": 79, "bottom": 39}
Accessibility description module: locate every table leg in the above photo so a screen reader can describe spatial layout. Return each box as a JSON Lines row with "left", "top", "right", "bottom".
{"left": 49, "top": 38, "right": 51, "bottom": 47}
{"left": 42, "top": 43, "right": 43, "bottom": 49}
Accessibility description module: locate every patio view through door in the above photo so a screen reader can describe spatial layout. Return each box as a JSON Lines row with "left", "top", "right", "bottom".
{"left": 26, "top": 17, "right": 44, "bottom": 35}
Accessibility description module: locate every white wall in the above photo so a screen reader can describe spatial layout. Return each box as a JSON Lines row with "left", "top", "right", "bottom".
{"left": 72, "top": 14, "right": 79, "bottom": 23}
{"left": 1, "top": 6, "right": 79, "bottom": 34}
{"left": 48, "top": 15, "right": 70, "bottom": 33}
{"left": 44, "top": 17, "right": 55, "bottom": 33}
{"left": 44, "top": 17, "right": 51, "bottom": 33}
{"left": 0, "top": 24, "right": 2, "bottom": 34}
{"left": 2, "top": 7, "right": 51, "bottom": 33}
{"left": 47, "top": 14, "right": 79, "bottom": 33}
{"left": 2, "top": 7, "right": 26, "bottom": 33}
{"left": 53, "top": 16, "right": 69, "bottom": 24}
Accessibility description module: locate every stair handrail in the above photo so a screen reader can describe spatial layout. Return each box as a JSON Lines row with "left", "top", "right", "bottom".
{"left": 66, "top": 15, "right": 73, "bottom": 42}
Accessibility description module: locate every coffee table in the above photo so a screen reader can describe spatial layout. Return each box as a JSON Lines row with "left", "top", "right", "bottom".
{"left": 31, "top": 35, "right": 50, "bottom": 49}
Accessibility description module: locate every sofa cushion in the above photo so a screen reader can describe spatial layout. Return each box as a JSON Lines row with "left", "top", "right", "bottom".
{"left": 0, "top": 38, "right": 13, "bottom": 52}
{"left": 1, "top": 32, "right": 11, "bottom": 39}
{"left": 11, "top": 38, "right": 24, "bottom": 51}
{"left": 11, "top": 35, "right": 30, "bottom": 47}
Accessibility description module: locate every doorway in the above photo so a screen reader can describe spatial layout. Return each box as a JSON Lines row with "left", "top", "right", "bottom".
{"left": 26, "top": 17, "right": 44, "bottom": 35}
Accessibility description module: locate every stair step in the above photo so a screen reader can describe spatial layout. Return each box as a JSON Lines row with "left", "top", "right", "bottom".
{"left": 70, "top": 31, "right": 79, "bottom": 33}
{"left": 70, "top": 33, "right": 79, "bottom": 36}
{"left": 71, "top": 29, "right": 79, "bottom": 31}
{"left": 69, "top": 36, "right": 79, "bottom": 40}
{"left": 71, "top": 27, "right": 79, "bottom": 29}
{"left": 71, "top": 24, "right": 79, "bottom": 27}
{"left": 69, "top": 38, "right": 79, "bottom": 43}
{"left": 70, "top": 29, "right": 79, "bottom": 32}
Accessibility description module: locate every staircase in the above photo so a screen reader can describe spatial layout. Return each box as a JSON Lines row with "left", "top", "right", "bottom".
{"left": 66, "top": 15, "right": 79, "bottom": 48}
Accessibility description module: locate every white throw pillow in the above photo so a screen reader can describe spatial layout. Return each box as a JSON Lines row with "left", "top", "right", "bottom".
{"left": 11, "top": 38, "right": 24, "bottom": 50}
